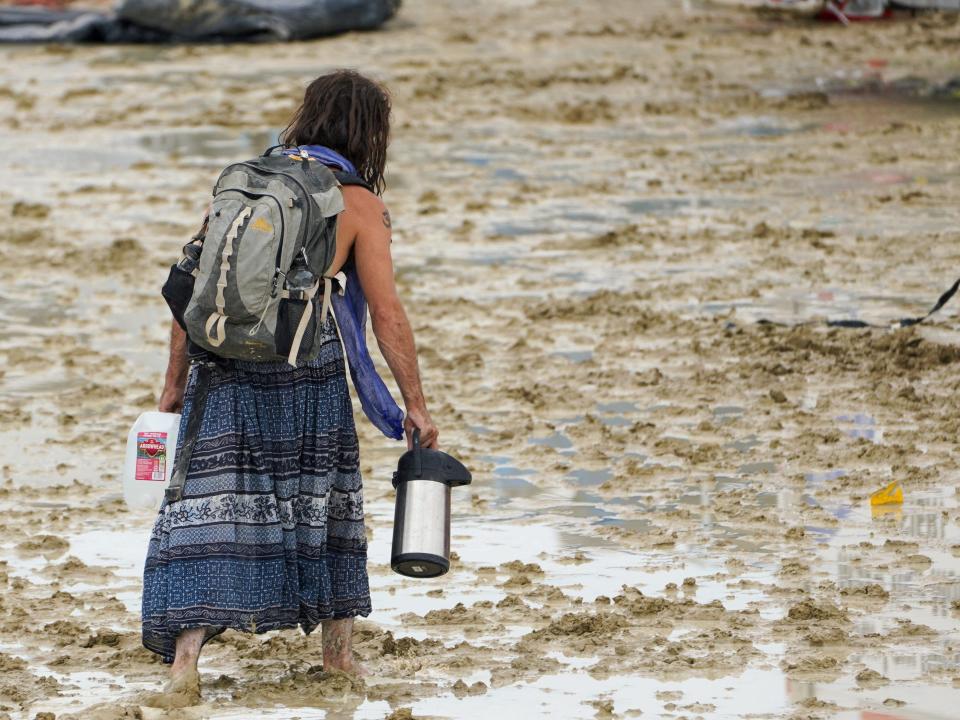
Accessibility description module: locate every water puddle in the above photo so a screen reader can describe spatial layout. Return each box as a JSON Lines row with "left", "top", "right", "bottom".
{"left": 0, "top": 135, "right": 148, "bottom": 175}
{"left": 13, "top": 462, "right": 958, "bottom": 720}
{"left": 491, "top": 476, "right": 540, "bottom": 497}
{"left": 466, "top": 424, "right": 494, "bottom": 436}
{"left": 820, "top": 72, "right": 960, "bottom": 107}
{"left": 550, "top": 349, "right": 594, "bottom": 363}
{"left": 710, "top": 114, "right": 815, "bottom": 138}
{"left": 137, "top": 127, "right": 278, "bottom": 163}
{"left": 700, "top": 285, "right": 949, "bottom": 327}
{"left": 806, "top": 469, "right": 848, "bottom": 485}
{"left": 725, "top": 434, "right": 762, "bottom": 452}
{"left": 528, "top": 431, "right": 573, "bottom": 450}
{"left": 565, "top": 469, "right": 612, "bottom": 486}
{"left": 410, "top": 666, "right": 795, "bottom": 719}
{"left": 737, "top": 460, "right": 778, "bottom": 476}
{"left": 596, "top": 401, "right": 637, "bottom": 414}
{"left": 837, "top": 412, "right": 883, "bottom": 442}
{"left": 712, "top": 405, "right": 745, "bottom": 424}
{"left": 493, "top": 465, "right": 536, "bottom": 478}
{"left": 623, "top": 195, "right": 750, "bottom": 217}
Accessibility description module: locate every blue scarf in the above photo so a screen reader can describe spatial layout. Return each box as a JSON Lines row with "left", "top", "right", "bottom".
{"left": 281, "top": 144, "right": 404, "bottom": 441}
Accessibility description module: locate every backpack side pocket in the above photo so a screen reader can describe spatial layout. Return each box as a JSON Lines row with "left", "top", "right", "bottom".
{"left": 275, "top": 297, "right": 316, "bottom": 363}
{"left": 161, "top": 263, "right": 195, "bottom": 331}
{"left": 162, "top": 237, "right": 203, "bottom": 331}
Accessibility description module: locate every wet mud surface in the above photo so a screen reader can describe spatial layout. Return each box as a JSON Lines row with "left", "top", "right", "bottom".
{"left": 1, "top": 0, "right": 960, "bottom": 717}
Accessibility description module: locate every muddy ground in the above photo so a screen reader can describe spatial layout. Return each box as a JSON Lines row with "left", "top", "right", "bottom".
{"left": 0, "top": 0, "right": 959, "bottom": 718}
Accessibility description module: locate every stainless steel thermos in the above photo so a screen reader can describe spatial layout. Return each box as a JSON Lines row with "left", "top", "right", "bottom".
{"left": 391, "top": 429, "right": 472, "bottom": 578}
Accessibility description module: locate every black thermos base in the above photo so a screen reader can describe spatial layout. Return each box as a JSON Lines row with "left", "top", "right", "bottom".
{"left": 391, "top": 552, "right": 450, "bottom": 578}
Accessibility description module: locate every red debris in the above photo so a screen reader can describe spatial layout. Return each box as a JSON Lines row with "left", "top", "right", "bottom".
{"left": 6, "top": 1, "right": 68, "bottom": 6}
{"left": 818, "top": 1, "right": 894, "bottom": 23}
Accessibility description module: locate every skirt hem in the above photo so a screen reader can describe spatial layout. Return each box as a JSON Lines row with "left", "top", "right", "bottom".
{"left": 142, "top": 600, "right": 374, "bottom": 663}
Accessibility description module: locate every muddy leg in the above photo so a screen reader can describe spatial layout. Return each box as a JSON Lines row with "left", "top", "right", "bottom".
{"left": 322, "top": 618, "right": 367, "bottom": 676}
{"left": 172, "top": 627, "right": 205, "bottom": 677}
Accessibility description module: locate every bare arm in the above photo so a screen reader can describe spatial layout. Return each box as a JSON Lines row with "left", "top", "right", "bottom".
{"left": 159, "top": 320, "right": 189, "bottom": 413}
{"left": 350, "top": 192, "right": 438, "bottom": 449}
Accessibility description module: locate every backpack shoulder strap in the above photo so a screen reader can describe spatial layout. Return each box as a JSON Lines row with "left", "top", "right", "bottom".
{"left": 333, "top": 170, "right": 373, "bottom": 192}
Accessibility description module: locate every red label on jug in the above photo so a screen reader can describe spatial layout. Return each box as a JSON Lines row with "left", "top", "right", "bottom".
{"left": 136, "top": 432, "right": 167, "bottom": 482}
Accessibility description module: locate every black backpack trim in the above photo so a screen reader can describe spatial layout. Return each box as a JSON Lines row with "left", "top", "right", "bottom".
{"left": 333, "top": 170, "right": 373, "bottom": 192}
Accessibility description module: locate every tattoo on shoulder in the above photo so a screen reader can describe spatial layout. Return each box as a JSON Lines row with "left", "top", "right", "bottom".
{"left": 382, "top": 209, "right": 392, "bottom": 229}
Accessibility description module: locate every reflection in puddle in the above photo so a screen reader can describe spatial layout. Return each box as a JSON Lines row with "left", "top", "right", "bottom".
{"left": 738, "top": 460, "right": 778, "bottom": 476}
{"left": 491, "top": 221, "right": 548, "bottom": 237}
{"left": 820, "top": 72, "right": 960, "bottom": 106}
{"left": 806, "top": 469, "right": 847, "bottom": 486}
{"left": 726, "top": 434, "right": 761, "bottom": 452}
{"left": 597, "top": 401, "right": 637, "bottom": 413}
{"left": 12, "top": 464, "right": 957, "bottom": 720}
{"left": 698, "top": 285, "right": 947, "bottom": 327}
{"left": 712, "top": 405, "right": 745, "bottom": 424}
{"left": 529, "top": 431, "right": 573, "bottom": 449}
{"left": 625, "top": 196, "right": 734, "bottom": 216}
{"left": 837, "top": 412, "right": 883, "bottom": 442}
{"left": 493, "top": 465, "right": 536, "bottom": 477}
{"left": 2, "top": 142, "right": 146, "bottom": 174}
{"left": 467, "top": 424, "right": 494, "bottom": 435}
{"left": 566, "top": 469, "right": 612, "bottom": 486}
{"left": 550, "top": 349, "right": 594, "bottom": 363}
{"left": 597, "top": 516, "right": 651, "bottom": 533}
{"left": 412, "top": 666, "right": 800, "bottom": 719}
{"left": 712, "top": 114, "right": 815, "bottom": 138}
{"left": 138, "top": 127, "right": 279, "bottom": 162}
{"left": 492, "top": 476, "right": 539, "bottom": 498}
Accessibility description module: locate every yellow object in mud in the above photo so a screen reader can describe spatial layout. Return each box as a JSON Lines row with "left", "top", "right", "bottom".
{"left": 870, "top": 480, "right": 904, "bottom": 506}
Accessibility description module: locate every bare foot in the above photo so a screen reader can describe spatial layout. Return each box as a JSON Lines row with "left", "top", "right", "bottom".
{"left": 139, "top": 667, "right": 201, "bottom": 709}
{"left": 321, "top": 618, "right": 367, "bottom": 677}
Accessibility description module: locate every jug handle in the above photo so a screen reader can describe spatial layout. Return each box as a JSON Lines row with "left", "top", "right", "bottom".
{"left": 413, "top": 428, "right": 422, "bottom": 478}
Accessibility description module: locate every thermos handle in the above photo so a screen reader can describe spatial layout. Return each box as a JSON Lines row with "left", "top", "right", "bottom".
{"left": 412, "top": 428, "right": 422, "bottom": 478}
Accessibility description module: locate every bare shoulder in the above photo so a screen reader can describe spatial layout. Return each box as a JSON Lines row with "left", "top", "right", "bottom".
{"left": 341, "top": 185, "right": 391, "bottom": 230}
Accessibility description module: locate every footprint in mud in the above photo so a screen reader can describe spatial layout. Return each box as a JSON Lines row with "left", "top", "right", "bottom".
{"left": 227, "top": 666, "right": 366, "bottom": 708}
{"left": 60, "top": 704, "right": 149, "bottom": 720}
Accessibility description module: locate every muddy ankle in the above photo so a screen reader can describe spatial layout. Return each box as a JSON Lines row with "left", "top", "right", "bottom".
{"left": 168, "top": 667, "right": 200, "bottom": 691}
{"left": 170, "top": 661, "right": 198, "bottom": 681}
{"left": 140, "top": 668, "right": 201, "bottom": 709}
{"left": 326, "top": 658, "right": 368, "bottom": 678}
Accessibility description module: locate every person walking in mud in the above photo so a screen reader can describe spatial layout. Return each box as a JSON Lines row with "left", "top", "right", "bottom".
{"left": 140, "top": 69, "right": 438, "bottom": 707}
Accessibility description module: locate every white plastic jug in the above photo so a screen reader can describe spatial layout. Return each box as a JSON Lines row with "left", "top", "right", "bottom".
{"left": 123, "top": 412, "right": 181, "bottom": 510}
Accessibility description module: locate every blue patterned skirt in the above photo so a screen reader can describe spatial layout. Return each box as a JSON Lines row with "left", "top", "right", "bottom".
{"left": 141, "top": 317, "right": 371, "bottom": 663}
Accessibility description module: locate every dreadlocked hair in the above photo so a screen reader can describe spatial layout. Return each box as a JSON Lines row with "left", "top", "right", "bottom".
{"left": 280, "top": 69, "right": 391, "bottom": 195}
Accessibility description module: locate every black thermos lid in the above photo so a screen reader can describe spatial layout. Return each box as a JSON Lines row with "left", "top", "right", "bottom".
{"left": 392, "top": 429, "right": 472, "bottom": 489}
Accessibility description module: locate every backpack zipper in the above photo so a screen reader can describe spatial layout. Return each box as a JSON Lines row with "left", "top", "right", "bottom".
{"left": 219, "top": 160, "right": 333, "bottom": 295}
{"left": 236, "top": 161, "right": 332, "bottom": 272}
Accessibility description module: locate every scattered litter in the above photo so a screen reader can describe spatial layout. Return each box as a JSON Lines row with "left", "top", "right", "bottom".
{"left": 870, "top": 479, "right": 904, "bottom": 506}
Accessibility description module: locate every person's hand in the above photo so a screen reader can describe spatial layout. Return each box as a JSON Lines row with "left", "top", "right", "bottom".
{"left": 159, "top": 384, "right": 185, "bottom": 414}
{"left": 404, "top": 407, "right": 438, "bottom": 450}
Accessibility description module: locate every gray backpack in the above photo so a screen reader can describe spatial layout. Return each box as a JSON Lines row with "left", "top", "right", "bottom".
{"left": 168, "top": 148, "right": 346, "bottom": 366}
